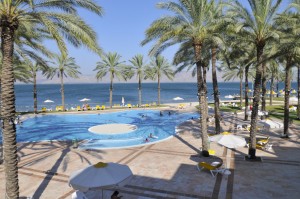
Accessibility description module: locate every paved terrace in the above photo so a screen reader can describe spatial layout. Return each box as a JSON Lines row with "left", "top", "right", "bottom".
{"left": 0, "top": 106, "right": 300, "bottom": 199}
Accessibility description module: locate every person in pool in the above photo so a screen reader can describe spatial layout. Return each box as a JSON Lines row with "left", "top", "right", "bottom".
{"left": 145, "top": 138, "right": 149, "bottom": 142}
{"left": 149, "top": 133, "right": 154, "bottom": 138}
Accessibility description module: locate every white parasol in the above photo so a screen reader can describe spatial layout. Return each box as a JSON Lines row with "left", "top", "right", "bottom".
{"left": 122, "top": 97, "right": 125, "bottom": 106}
{"left": 44, "top": 99, "right": 54, "bottom": 103}
{"left": 173, "top": 97, "right": 184, "bottom": 101}
{"left": 69, "top": 162, "right": 133, "bottom": 192}
{"left": 80, "top": 98, "right": 91, "bottom": 102}
{"left": 209, "top": 132, "right": 246, "bottom": 149}
{"left": 289, "top": 96, "right": 298, "bottom": 104}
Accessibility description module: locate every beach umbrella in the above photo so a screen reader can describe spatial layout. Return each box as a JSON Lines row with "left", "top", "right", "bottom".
{"left": 44, "top": 99, "right": 54, "bottom": 103}
{"left": 80, "top": 98, "right": 91, "bottom": 102}
{"left": 291, "top": 89, "right": 297, "bottom": 94}
{"left": 173, "top": 97, "right": 184, "bottom": 101}
{"left": 209, "top": 132, "right": 246, "bottom": 149}
{"left": 289, "top": 96, "right": 298, "bottom": 104}
{"left": 224, "top": 95, "right": 234, "bottom": 99}
{"left": 69, "top": 162, "right": 133, "bottom": 193}
{"left": 122, "top": 97, "right": 125, "bottom": 106}
{"left": 259, "top": 119, "right": 283, "bottom": 129}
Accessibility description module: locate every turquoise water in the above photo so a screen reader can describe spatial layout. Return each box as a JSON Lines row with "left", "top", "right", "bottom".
{"left": 12, "top": 110, "right": 198, "bottom": 149}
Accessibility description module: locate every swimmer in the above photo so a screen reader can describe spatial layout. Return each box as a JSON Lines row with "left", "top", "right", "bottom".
{"left": 149, "top": 133, "right": 154, "bottom": 138}
{"left": 145, "top": 138, "right": 149, "bottom": 142}
{"left": 168, "top": 111, "right": 171, "bottom": 116}
{"left": 160, "top": 111, "right": 163, "bottom": 116}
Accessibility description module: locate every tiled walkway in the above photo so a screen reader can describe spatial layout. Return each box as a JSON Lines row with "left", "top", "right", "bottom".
{"left": 0, "top": 111, "right": 300, "bottom": 199}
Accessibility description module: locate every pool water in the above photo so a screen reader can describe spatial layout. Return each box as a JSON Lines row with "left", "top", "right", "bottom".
{"left": 4, "top": 110, "right": 198, "bottom": 149}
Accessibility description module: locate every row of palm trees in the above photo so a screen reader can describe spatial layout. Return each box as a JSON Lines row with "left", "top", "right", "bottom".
{"left": 21, "top": 52, "right": 175, "bottom": 113}
{"left": 141, "top": 0, "right": 300, "bottom": 160}
{"left": 0, "top": 0, "right": 300, "bottom": 198}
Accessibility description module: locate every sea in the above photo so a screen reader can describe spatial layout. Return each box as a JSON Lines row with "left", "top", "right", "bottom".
{"left": 14, "top": 82, "right": 297, "bottom": 112}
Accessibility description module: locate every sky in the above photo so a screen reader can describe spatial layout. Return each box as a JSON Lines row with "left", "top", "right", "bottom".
{"left": 37, "top": 0, "right": 291, "bottom": 84}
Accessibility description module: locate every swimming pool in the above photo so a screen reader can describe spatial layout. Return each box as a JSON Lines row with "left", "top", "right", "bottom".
{"left": 3, "top": 110, "right": 198, "bottom": 149}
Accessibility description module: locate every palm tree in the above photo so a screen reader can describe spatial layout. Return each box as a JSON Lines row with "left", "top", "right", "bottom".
{"left": 48, "top": 55, "right": 81, "bottom": 111}
{"left": 94, "top": 52, "right": 129, "bottom": 108}
{"left": 275, "top": 10, "right": 300, "bottom": 137}
{"left": 129, "top": 54, "right": 148, "bottom": 107}
{"left": 267, "top": 60, "right": 280, "bottom": 105}
{"left": 0, "top": 1, "right": 102, "bottom": 197}
{"left": 229, "top": 0, "right": 282, "bottom": 159}
{"left": 147, "top": 55, "right": 174, "bottom": 105}
{"left": 142, "top": 0, "right": 225, "bottom": 156}
{"left": 222, "top": 65, "right": 244, "bottom": 106}
{"left": 26, "top": 60, "right": 51, "bottom": 114}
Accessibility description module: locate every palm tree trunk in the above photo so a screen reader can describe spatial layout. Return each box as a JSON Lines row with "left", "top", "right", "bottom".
{"left": 248, "top": 44, "right": 264, "bottom": 159}
{"left": 1, "top": 24, "right": 20, "bottom": 199}
{"left": 239, "top": 75, "right": 243, "bottom": 108}
{"left": 261, "top": 62, "right": 267, "bottom": 120}
{"left": 158, "top": 74, "right": 161, "bottom": 106}
{"left": 276, "top": 80, "right": 279, "bottom": 98}
{"left": 33, "top": 70, "right": 38, "bottom": 114}
{"left": 297, "top": 64, "right": 300, "bottom": 119}
{"left": 138, "top": 76, "right": 142, "bottom": 107}
{"left": 211, "top": 47, "right": 221, "bottom": 134}
{"left": 110, "top": 74, "right": 113, "bottom": 108}
{"left": 194, "top": 43, "right": 209, "bottom": 157}
{"left": 244, "top": 65, "right": 249, "bottom": 120}
{"left": 270, "top": 74, "right": 274, "bottom": 106}
{"left": 283, "top": 58, "right": 292, "bottom": 137}
{"left": 60, "top": 70, "right": 65, "bottom": 111}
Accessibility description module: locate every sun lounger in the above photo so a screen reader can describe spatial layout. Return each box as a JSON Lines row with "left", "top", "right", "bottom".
{"left": 247, "top": 136, "right": 272, "bottom": 151}
{"left": 101, "top": 105, "right": 106, "bottom": 110}
{"left": 56, "top": 106, "right": 63, "bottom": 111}
{"left": 41, "top": 107, "right": 47, "bottom": 112}
{"left": 77, "top": 106, "right": 82, "bottom": 111}
{"left": 197, "top": 161, "right": 223, "bottom": 177}
{"left": 127, "top": 104, "right": 132, "bottom": 108}
{"left": 95, "top": 105, "right": 101, "bottom": 110}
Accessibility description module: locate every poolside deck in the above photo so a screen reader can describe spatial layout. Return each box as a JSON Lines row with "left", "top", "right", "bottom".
{"left": 0, "top": 106, "right": 300, "bottom": 198}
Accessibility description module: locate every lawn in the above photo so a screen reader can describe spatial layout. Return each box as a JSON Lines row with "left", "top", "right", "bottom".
{"left": 209, "top": 103, "right": 300, "bottom": 125}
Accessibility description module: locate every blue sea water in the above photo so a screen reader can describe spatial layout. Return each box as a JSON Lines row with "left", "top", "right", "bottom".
{"left": 14, "top": 82, "right": 297, "bottom": 112}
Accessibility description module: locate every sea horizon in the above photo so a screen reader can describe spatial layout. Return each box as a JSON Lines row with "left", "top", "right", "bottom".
{"left": 14, "top": 82, "right": 297, "bottom": 112}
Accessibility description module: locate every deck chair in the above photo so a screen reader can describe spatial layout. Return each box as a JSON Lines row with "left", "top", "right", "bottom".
{"left": 77, "top": 106, "right": 82, "bottom": 111}
{"left": 256, "top": 137, "right": 272, "bottom": 151}
{"left": 101, "top": 105, "right": 106, "bottom": 110}
{"left": 95, "top": 105, "right": 101, "bottom": 110}
{"left": 127, "top": 104, "right": 132, "bottom": 108}
{"left": 197, "top": 161, "right": 223, "bottom": 177}
{"left": 41, "top": 107, "right": 47, "bottom": 112}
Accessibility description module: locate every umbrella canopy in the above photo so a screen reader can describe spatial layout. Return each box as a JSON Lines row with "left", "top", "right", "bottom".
{"left": 44, "top": 99, "right": 54, "bottom": 103}
{"left": 80, "top": 98, "right": 91, "bottom": 102}
{"left": 69, "top": 162, "right": 133, "bottom": 192}
{"left": 209, "top": 132, "right": 246, "bottom": 149}
{"left": 291, "top": 89, "right": 297, "bottom": 94}
{"left": 173, "top": 97, "right": 184, "bottom": 101}
{"left": 259, "top": 119, "right": 283, "bottom": 129}
{"left": 289, "top": 96, "right": 298, "bottom": 103}
{"left": 224, "top": 95, "right": 234, "bottom": 99}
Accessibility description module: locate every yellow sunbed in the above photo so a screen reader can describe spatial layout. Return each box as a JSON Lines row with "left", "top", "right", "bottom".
{"left": 77, "top": 106, "right": 82, "bottom": 111}
{"left": 101, "top": 105, "right": 106, "bottom": 110}
{"left": 95, "top": 105, "right": 101, "bottom": 110}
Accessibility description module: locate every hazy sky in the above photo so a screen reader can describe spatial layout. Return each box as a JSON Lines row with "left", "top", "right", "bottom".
{"left": 38, "top": 0, "right": 290, "bottom": 84}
